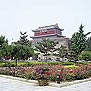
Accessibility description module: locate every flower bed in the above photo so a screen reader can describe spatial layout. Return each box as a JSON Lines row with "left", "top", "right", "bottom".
{"left": 0, "top": 64, "right": 91, "bottom": 82}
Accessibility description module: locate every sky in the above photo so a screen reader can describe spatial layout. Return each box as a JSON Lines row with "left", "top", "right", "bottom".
{"left": 0, "top": 0, "right": 91, "bottom": 44}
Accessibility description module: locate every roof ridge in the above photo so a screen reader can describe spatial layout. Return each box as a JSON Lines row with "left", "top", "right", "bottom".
{"left": 38, "top": 23, "right": 58, "bottom": 29}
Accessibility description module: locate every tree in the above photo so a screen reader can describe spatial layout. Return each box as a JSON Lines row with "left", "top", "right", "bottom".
{"left": 35, "top": 39, "right": 58, "bottom": 61}
{"left": 70, "top": 24, "right": 91, "bottom": 60}
{"left": 15, "top": 31, "right": 31, "bottom": 46}
{"left": 1, "top": 42, "right": 10, "bottom": 57}
{"left": 11, "top": 44, "right": 34, "bottom": 60}
{"left": 0, "top": 35, "right": 8, "bottom": 47}
{"left": 0, "top": 35, "right": 8, "bottom": 59}
{"left": 12, "top": 31, "right": 34, "bottom": 60}
{"left": 85, "top": 37, "right": 91, "bottom": 51}
{"left": 79, "top": 51, "right": 91, "bottom": 61}
{"left": 58, "top": 45, "right": 67, "bottom": 58}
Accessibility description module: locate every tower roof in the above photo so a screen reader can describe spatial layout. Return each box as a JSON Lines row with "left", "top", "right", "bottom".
{"left": 32, "top": 24, "right": 63, "bottom": 32}
{"left": 30, "top": 34, "right": 64, "bottom": 38}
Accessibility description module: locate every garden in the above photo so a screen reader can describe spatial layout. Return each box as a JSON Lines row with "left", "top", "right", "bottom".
{"left": 0, "top": 25, "right": 91, "bottom": 86}
{"left": 0, "top": 61, "right": 91, "bottom": 85}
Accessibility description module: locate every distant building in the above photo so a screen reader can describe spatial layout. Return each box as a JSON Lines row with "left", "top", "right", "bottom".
{"left": 30, "top": 24, "right": 70, "bottom": 61}
{"left": 31, "top": 24, "right": 69, "bottom": 49}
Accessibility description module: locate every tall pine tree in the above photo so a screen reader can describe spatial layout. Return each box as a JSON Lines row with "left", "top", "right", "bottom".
{"left": 35, "top": 39, "right": 58, "bottom": 61}
{"left": 85, "top": 37, "right": 91, "bottom": 51}
{"left": 70, "top": 24, "right": 91, "bottom": 60}
{"left": 17, "top": 31, "right": 29, "bottom": 45}
{"left": 12, "top": 31, "right": 34, "bottom": 60}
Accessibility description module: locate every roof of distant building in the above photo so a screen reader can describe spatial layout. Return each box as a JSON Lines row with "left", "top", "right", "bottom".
{"left": 32, "top": 24, "right": 63, "bottom": 32}
{"left": 30, "top": 34, "right": 64, "bottom": 38}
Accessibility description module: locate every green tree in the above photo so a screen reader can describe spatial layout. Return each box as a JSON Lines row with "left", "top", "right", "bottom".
{"left": 70, "top": 24, "right": 91, "bottom": 60}
{"left": 1, "top": 42, "right": 9, "bottom": 57}
{"left": 12, "top": 31, "right": 34, "bottom": 60}
{"left": 35, "top": 39, "right": 58, "bottom": 61}
{"left": 11, "top": 44, "right": 34, "bottom": 60}
{"left": 85, "top": 37, "right": 91, "bottom": 51}
{"left": 79, "top": 51, "right": 91, "bottom": 61}
{"left": 0, "top": 35, "right": 8, "bottom": 47}
{"left": 58, "top": 45, "right": 67, "bottom": 58}
{"left": 0, "top": 35, "right": 8, "bottom": 59}
{"left": 15, "top": 31, "right": 31, "bottom": 46}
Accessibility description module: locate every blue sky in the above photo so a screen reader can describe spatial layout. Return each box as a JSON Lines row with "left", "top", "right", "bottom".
{"left": 0, "top": 0, "right": 91, "bottom": 44}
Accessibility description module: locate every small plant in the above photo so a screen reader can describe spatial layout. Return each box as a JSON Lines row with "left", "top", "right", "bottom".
{"left": 34, "top": 66, "right": 49, "bottom": 86}
{"left": 34, "top": 66, "right": 49, "bottom": 80}
{"left": 49, "top": 75, "right": 56, "bottom": 82}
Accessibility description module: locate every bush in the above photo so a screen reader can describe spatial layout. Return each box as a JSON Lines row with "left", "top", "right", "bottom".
{"left": 79, "top": 51, "right": 91, "bottom": 61}
{"left": 49, "top": 75, "right": 56, "bottom": 82}
{"left": 61, "top": 62, "right": 75, "bottom": 65}
{"left": 64, "top": 65, "right": 79, "bottom": 69}
{"left": 0, "top": 61, "right": 76, "bottom": 67}
{"left": 79, "top": 62, "right": 90, "bottom": 65}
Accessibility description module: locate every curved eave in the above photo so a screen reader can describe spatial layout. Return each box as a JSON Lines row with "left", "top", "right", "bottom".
{"left": 32, "top": 28, "right": 64, "bottom": 32}
{"left": 30, "top": 34, "right": 63, "bottom": 38}
{"left": 32, "top": 29, "right": 40, "bottom": 32}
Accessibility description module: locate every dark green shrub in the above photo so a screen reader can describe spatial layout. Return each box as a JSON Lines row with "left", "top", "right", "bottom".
{"left": 61, "top": 62, "right": 75, "bottom": 65}
{"left": 49, "top": 75, "right": 56, "bottom": 82}
{"left": 79, "top": 51, "right": 91, "bottom": 61}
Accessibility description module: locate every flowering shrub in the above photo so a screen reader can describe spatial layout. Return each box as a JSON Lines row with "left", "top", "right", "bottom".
{"left": 33, "top": 66, "right": 49, "bottom": 80}
{"left": 0, "top": 64, "right": 91, "bottom": 82}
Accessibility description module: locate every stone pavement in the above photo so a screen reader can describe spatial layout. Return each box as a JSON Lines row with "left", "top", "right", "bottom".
{"left": 0, "top": 75, "right": 91, "bottom": 91}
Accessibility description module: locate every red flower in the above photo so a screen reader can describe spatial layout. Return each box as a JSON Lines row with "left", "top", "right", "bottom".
{"left": 45, "top": 71, "right": 51, "bottom": 75}
{"left": 69, "top": 69, "right": 73, "bottom": 73}
{"left": 60, "top": 72, "right": 63, "bottom": 75}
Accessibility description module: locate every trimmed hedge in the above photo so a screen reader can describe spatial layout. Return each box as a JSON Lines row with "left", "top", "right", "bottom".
{"left": 0, "top": 61, "right": 76, "bottom": 67}
{"left": 0, "top": 61, "right": 91, "bottom": 67}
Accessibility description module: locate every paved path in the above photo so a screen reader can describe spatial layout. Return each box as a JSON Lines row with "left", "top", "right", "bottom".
{"left": 0, "top": 76, "right": 91, "bottom": 91}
